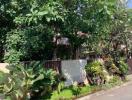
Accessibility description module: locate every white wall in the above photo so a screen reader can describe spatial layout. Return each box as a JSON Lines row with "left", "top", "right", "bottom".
{"left": 61, "top": 60, "right": 88, "bottom": 86}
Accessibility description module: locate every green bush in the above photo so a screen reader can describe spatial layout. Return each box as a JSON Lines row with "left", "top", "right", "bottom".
{"left": 85, "top": 60, "right": 106, "bottom": 85}
{"left": 0, "top": 62, "right": 59, "bottom": 100}
{"left": 104, "top": 57, "right": 120, "bottom": 75}
{"left": 45, "top": 85, "right": 91, "bottom": 100}
{"left": 102, "top": 75, "right": 122, "bottom": 89}
{"left": 109, "top": 76, "right": 122, "bottom": 85}
{"left": 119, "top": 60, "right": 128, "bottom": 75}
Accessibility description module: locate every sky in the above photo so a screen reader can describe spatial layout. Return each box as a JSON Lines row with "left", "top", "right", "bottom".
{"left": 127, "top": 0, "right": 132, "bottom": 8}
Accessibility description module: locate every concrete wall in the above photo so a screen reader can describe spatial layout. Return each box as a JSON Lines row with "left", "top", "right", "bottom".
{"left": 61, "top": 60, "right": 88, "bottom": 86}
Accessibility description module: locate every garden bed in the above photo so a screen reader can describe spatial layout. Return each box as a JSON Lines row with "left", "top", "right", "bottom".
{"left": 43, "top": 76, "right": 125, "bottom": 100}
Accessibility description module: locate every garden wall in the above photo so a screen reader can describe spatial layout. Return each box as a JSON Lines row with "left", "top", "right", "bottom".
{"left": 61, "top": 60, "right": 88, "bottom": 86}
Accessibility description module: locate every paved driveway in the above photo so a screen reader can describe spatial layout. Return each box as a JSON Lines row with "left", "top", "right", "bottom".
{"left": 77, "top": 82, "right": 132, "bottom": 100}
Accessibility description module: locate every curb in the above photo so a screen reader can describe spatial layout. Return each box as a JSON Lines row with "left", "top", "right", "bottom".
{"left": 77, "top": 79, "right": 132, "bottom": 100}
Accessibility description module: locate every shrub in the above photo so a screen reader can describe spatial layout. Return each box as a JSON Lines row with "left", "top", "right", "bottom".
{"left": 0, "top": 62, "right": 59, "bottom": 100}
{"left": 101, "top": 75, "right": 122, "bottom": 89}
{"left": 119, "top": 60, "right": 128, "bottom": 75}
{"left": 104, "top": 57, "right": 120, "bottom": 75}
{"left": 85, "top": 61, "right": 106, "bottom": 85}
{"left": 109, "top": 76, "right": 121, "bottom": 85}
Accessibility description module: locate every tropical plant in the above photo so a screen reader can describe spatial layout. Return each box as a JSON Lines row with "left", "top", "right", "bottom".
{"left": 85, "top": 60, "right": 106, "bottom": 85}
{"left": 0, "top": 62, "right": 59, "bottom": 100}
{"left": 119, "top": 60, "right": 128, "bottom": 75}
{"left": 0, "top": 0, "right": 130, "bottom": 62}
{"left": 104, "top": 57, "right": 120, "bottom": 75}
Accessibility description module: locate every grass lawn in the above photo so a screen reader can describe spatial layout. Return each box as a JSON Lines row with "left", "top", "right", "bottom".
{"left": 42, "top": 76, "right": 123, "bottom": 100}
{"left": 42, "top": 85, "right": 102, "bottom": 100}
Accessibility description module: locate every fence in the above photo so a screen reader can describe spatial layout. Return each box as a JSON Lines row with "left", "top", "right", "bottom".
{"left": 44, "top": 60, "right": 61, "bottom": 74}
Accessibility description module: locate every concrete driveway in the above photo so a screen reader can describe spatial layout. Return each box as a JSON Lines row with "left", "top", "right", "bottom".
{"left": 77, "top": 82, "right": 132, "bottom": 100}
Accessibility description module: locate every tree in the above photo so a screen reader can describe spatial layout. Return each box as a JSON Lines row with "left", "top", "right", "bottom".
{"left": 0, "top": 0, "right": 131, "bottom": 62}
{"left": 3, "top": 0, "right": 65, "bottom": 62}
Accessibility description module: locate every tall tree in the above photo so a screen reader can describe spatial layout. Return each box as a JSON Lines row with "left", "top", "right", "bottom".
{"left": 0, "top": 0, "right": 131, "bottom": 62}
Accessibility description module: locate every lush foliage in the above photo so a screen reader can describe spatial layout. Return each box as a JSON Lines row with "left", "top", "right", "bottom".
{"left": 0, "top": 62, "right": 60, "bottom": 100}
{"left": 104, "top": 57, "right": 120, "bottom": 75}
{"left": 104, "top": 56, "right": 128, "bottom": 76}
{"left": 85, "top": 58, "right": 128, "bottom": 85}
{"left": 43, "top": 75, "right": 123, "bottom": 100}
{"left": 85, "top": 60, "right": 106, "bottom": 85}
{"left": 119, "top": 59, "right": 128, "bottom": 75}
{"left": 0, "top": 1, "right": 130, "bottom": 99}
{"left": 0, "top": 0, "right": 131, "bottom": 62}
{"left": 102, "top": 75, "right": 122, "bottom": 89}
